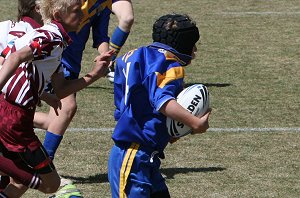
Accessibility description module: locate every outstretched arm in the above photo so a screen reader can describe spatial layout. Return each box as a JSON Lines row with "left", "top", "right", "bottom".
{"left": 52, "top": 50, "right": 114, "bottom": 99}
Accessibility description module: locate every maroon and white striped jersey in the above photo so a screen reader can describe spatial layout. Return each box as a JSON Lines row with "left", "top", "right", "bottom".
{"left": 0, "top": 17, "right": 41, "bottom": 58}
{"left": 1, "top": 21, "right": 72, "bottom": 109}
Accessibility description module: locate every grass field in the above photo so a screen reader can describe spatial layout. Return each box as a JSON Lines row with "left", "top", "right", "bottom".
{"left": 1, "top": 0, "right": 300, "bottom": 197}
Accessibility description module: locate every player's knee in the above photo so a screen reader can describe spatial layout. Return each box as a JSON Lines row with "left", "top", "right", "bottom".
{"left": 39, "top": 177, "right": 60, "bottom": 194}
{"left": 68, "top": 102, "right": 78, "bottom": 116}
{"left": 41, "top": 184, "right": 60, "bottom": 194}
{"left": 120, "top": 14, "right": 134, "bottom": 30}
{"left": 62, "top": 101, "right": 77, "bottom": 118}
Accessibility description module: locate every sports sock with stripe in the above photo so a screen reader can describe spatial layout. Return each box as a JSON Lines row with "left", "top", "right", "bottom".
{"left": 0, "top": 156, "right": 40, "bottom": 189}
{"left": 109, "top": 26, "right": 130, "bottom": 61}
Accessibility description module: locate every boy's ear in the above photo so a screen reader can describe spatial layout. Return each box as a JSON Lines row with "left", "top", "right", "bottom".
{"left": 34, "top": 4, "right": 40, "bottom": 13}
{"left": 53, "top": 11, "right": 62, "bottom": 22}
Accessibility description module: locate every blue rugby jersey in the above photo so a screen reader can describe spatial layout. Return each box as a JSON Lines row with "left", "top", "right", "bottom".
{"left": 112, "top": 42, "right": 193, "bottom": 152}
{"left": 61, "top": 0, "right": 112, "bottom": 74}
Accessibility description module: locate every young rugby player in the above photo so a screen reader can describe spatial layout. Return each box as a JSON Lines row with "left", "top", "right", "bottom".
{"left": 108, "top": 13, "right": 211, "bottom": 198}
{"left": 0, "top": 0, "right": 112, "bottom": 197}
{"left": 33, "top": 0, "right": 112, "bottom": 163}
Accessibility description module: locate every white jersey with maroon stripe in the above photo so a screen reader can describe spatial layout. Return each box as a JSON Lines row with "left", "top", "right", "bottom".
{"left": 0, "top": 20, "right": 35, "bottom": 56}
{"left": 0, "top": 20, "right": 13, "bottom": 53}
{"left": 1, "top": 23, "right": 65, "bottom": 108}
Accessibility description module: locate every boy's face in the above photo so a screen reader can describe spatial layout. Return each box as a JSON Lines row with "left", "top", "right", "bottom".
{"left": 59, "top": 1, "right": 83, "bottom": 32}
{"left": 191, "top": 45, "right": 197, "bottom": 60}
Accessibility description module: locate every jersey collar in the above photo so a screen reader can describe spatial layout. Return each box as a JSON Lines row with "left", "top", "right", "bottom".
{"left": 21, "top": 16, "right": 42, "bottom": 29}
{"left": 51, "top": 20, "right": 73, "bottom": 45}
{"left": 149, "top": 42, "right": 192, "bottom": 66}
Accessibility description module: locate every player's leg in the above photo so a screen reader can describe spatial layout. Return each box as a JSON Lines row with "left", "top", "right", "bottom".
{"left": 149, "top": 169, "right": 170, "bottom": 198}
{"left": 33, "top": 111, "right": 51, "bottom": 130}
{"left": 41, "top": 96, "right": 83, "bottom": 196}
{"left": 109, "top": 143, "right": 168, "bottom": 198}
{"left": 3, "top": 178, "right": 28, "bottom": 198}
{"left": 0, "top": 175, "right": 9, "bottom": 191}
{"left": 17, "top": 146, "right": 61, "bottom": 194}
{"left": 0, "top": 102, "right": 43, "bottom": 195}
{"left": 34, "top": 93, "right": 77, "bottom": 160}
{"left": 110, "top": 0, "right": 134, "bottom": 61}
{"left": 112, "top": 0, "right": 134, "bottom": 36}
{"left": 1, "top": 172, "right": 60, "bottom": 197}
{"left": 108, "top": 144, "right": 124, "bottom": 198}
{"left": 42, "top": 92, "right": 77, "bottom": 160}
{"left": 0, "top": 149, "right": 9, "bottom": 192}
{"left": 125, "top": 150, "right": 170, "bottom": 198}
{"left": 37, "top": 171, "right": 60, "bottom": 194}
{"left": 0, "top": 155, "right": 40, "bottom": 188}
{"left": 150, "top": 190, "right": 171, "bottom": 198}
{"left": 0, "top": 145, "right": 60, "bottom": 196}
{"left": 41, "top": 91, "right": 82, "bottom": 197}
{"left": 38, "top": 71, "right": 82, "bottom": 196}
{"left": 0, "top": 154, "right": 39, "bottom": 198}
{"left": 108, "top": 0, "right": 134, "bottom": 83}
{"left": 37, "top": 67, "right": 78, "bottom": 160}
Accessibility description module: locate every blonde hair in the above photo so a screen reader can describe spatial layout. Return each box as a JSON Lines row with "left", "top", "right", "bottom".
{"left": 39, "top": 0, "right": 81, "bottom": 24}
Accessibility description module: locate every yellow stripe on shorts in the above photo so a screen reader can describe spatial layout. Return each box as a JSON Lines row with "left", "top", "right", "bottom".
{"left": 119, "top": 143, "right": 140, "bottom": 198}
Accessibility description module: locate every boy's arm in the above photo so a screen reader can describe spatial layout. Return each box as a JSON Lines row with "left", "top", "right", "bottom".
{"left": 160, "top": 99, "right": 211, "bottom": 134}
{"left": 0, "top": 46, "right": 33, "bottom": 90}
{"left": 0, "top": 56, "right": 4, "bottom": 65}
{"left": 51, "top": 50, "right": 113, "bottom": 99}
{"left": 98, "top": 42, "right": 110, "bottom": 55}
{"left": 40, "top": 92, "right": 61, "bottom": 108}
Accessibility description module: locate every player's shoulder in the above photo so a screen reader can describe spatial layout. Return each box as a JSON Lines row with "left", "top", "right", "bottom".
{"left": 0, "top": 20, "right": 14, "bottom": 33}
{"left": 145, "top": 46, "right": 183, "bottom": 68}
{"left": 8, "top": 21, "right": 34, "bottom": 35}
{"left": 0, "top": 20, "right": 33, "bottom": 33}
{"left": 0, "top": 20, "right": 15, "bottom": 51}
{"left": 34, "top": 23, "right": 67, "bottom": 43}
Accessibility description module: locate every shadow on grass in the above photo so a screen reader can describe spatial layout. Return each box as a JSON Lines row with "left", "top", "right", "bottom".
{"left": 61, "top": 166, "right": 226, "bottom": 184}
{"left": 60, "top": 173, "right": 108, "bottom": 184}
{"left": 85, "top": 86, "right": 113, "bottom": 90}
{"left": 185, "top": 83, "right": 231, "bottom": 88}
{"left": 161, "top": 167, "right": 226, "bottom": 179}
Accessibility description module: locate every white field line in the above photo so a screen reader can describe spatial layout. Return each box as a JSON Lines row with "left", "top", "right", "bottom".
{"left": 209, "top": 127, "right": 300, "bottom": 132}
{"left": 218, "top": 11, "right": 300, "bottom": 16}
{"left": 35, "top": 127, "right": 300, "bottom": 133}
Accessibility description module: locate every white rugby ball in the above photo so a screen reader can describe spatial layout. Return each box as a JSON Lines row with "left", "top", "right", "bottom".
{"left": 166, "top": 84, "right": 210, "bottom": 137}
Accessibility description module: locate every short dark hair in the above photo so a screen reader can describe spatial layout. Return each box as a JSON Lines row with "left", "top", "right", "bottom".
{"left": 17, "top": 0, "right": 37, "bottom": 21}
{"left": 152, "top": 14, "right": 200, "bottom": 56}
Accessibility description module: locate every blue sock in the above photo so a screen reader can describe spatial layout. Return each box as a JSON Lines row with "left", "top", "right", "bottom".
{"left": 43, "top": 131, "right": 63, "bottom": 160}
{"left": 110, "top": 26, "right": 130, "bottom": 61}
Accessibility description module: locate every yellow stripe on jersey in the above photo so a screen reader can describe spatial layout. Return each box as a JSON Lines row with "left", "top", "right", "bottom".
{"left": 119, "top": 143, "right": 140, "bottom": 198}
{"left": 155, "top": 67, "right": 185, "bottom": 88}
{"left": 164, "top": 51, "right": 187, "bottom": 66}
{"left": 103, "top": 0, "right": 112, "bottom": 10}
{"left": 77, "top": 0, "right": 112, "bottom": 31}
